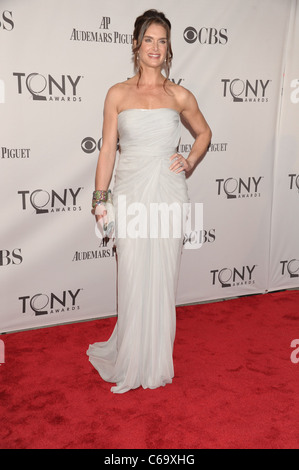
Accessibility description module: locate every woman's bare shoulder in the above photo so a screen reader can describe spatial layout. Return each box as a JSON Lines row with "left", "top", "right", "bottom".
{"left": 106, "top": 81, "right": 126, "bottom": 97}
{"left": 165, "top": 80, "right": 196, "bottom": 112}
{"left": 108, "top": 77, "right": 136, "bottom": 94}
{"left": 169, "top": 80, "right": 195, "bottom": 100}
{"left": 105, "top": 79, "right": 135, "bottom": 110}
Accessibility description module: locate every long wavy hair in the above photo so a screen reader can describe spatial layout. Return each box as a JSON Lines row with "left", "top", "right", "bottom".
{"left": 132, "top": 10, "right": 173, "bottom": 87}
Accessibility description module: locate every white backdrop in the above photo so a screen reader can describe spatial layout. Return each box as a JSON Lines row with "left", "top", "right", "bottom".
{"left": 268, "top": 0, "right": 299, "bottom": 290}
{"left": 0, "top": 0, "right": 298, "bottom": 333}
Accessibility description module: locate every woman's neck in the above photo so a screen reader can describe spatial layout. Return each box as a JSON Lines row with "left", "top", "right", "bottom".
{"left": 136, "top": 68, "right": 165, "bottom": 88}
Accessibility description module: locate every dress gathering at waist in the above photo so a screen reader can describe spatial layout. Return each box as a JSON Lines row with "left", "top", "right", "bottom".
{"left": 118, "top": 147, "right": 179, "bottom": 160}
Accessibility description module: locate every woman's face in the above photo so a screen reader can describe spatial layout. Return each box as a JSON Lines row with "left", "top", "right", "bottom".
{"left": 138, "top": 23, "right": 168, "bottom": 70}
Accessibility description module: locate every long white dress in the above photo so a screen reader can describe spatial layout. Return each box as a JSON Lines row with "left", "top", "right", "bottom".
{"left": 87, "top": 108, "right": 189, "bottom": 393}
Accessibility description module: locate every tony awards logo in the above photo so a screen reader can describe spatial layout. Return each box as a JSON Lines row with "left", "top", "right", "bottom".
{"left": 13, "top": 72, "right": 83, "bottom": 102}
{"left": 221, "top": 79, "right": 271, "bottom": 103}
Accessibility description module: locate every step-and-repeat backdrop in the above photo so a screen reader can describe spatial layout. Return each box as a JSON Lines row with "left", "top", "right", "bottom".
{"left": 1, "top": 0, "right": 298, "bottom": 333}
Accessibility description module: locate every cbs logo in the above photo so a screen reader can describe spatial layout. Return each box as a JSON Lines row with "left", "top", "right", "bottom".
{"left": 183, "top": 27, "right": 228, "bottom": 45}
{"left": 81, "top": 137, "right": 119, "bottom": 154}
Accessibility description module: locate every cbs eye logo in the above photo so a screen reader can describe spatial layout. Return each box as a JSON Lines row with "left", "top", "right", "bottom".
{"left": 81, "top": 137, "right": 102, "bottom": 154}
{"left": 81, "top": 137, "right": 119, "bottom": 154}
{"left": 183, "top": 27, "right": 228, "bottom": 45}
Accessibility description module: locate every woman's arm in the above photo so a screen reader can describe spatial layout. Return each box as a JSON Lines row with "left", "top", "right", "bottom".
{"left": 95, "top": 86, "right": 119, "bottom": 190}
{"left": 170, "top": 87, "right": 212, "bottom": 174}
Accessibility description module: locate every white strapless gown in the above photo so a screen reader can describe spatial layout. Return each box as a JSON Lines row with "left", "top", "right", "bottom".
{"left": 87, "top": 108, "right": 189, "bottom": 393}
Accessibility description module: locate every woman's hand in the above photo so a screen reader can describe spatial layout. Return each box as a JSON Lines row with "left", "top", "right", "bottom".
{"left": 169, "top": 153, "right": 193, "bottom": 174}
{"left": 94, "top": 203, "right": 108, "bottom": 238}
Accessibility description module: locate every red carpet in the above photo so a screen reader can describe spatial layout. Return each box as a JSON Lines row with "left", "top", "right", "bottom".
{"left": 1, "top": 290, "right": 299, "bottom": 449}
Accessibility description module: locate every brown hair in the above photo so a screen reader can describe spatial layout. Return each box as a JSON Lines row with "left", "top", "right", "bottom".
{"left": 132, "top": 10, "right": 173, "bottom": 86}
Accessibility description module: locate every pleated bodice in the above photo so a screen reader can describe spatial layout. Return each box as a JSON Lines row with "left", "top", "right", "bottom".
{"left": 117, "top": 108, "right": 181, "bottom": 159}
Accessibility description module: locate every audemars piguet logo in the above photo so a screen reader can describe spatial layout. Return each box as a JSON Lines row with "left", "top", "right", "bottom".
{"left": 72, "top": 238, "right": 116, "bottom": 261}
{"left": 70, "top": 16, "right": 133, "bottom": 45}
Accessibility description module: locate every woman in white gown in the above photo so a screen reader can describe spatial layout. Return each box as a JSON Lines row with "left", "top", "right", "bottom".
{"left": 87, "top": 10, "right": 212, "bottom": 393}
